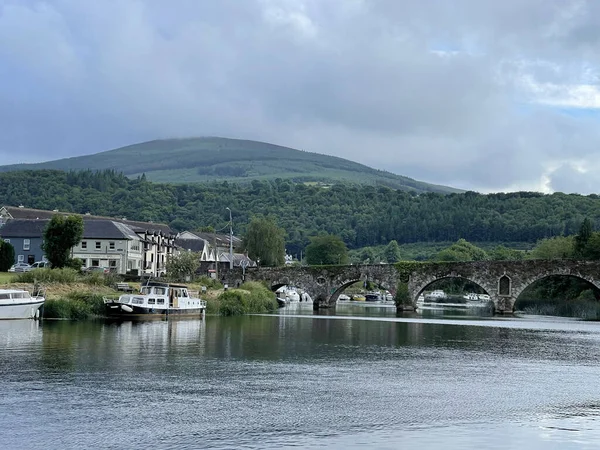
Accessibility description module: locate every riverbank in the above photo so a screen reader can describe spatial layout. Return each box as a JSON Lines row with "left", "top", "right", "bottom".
{"left": 0, "top": 271, "right": 277, "bottom": 320}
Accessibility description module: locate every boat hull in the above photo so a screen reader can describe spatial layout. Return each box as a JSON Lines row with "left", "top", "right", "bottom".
{"left": 104, "top": 302, "right": 205, "bottom": 318}
{"left": 0, "top": 300, "right": 45, "bottom": 320}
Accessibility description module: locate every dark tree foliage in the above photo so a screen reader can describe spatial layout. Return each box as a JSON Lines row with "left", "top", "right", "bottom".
{"left": 0, "top": 239, "right": 15, "bottom": 271}
{"left": 243, "top": 216, "right": 286, "bottom": 267}
{"left": 383, "top": 240, "right": 402, "bottom": 263}
{"left": 2, "top": 170, "right": 600, "bottom": 255}
{"left": 42, "top": 215, "right": 84, "bottom": 268}
{"left": 574, "top": 217, "right": 593, "bottom": 256}
{"left": 305, "top": 234, "right": 348, "bottom": 265}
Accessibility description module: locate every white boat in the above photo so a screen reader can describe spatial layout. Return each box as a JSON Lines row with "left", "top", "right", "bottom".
{"left": 463, "top": 293, "right": 479, "bottom": 301}
{"left": 337, "top": 293, "right": 351, "bottom": 302}
{"left": 0, "top": 289, "right": 45, "bottom": 320}
{"left": 478, "top": 294, "right": 491, "bottom": 301}
{"left": 103, "top": 281, "right": 206, "bottom": 318}
{"left": 276, "top": 286, "right": 301, "bottom": 304}
{"left": 424, "top": 290, "right": 447, "bottom": 302}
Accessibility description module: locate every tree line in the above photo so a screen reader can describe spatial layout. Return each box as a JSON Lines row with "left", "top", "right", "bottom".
{"left": 2, "top": 170, "right": 600, "bottom": 256}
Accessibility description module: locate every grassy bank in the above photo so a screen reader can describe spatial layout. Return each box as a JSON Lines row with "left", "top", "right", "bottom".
{"left": 209, "top": 282, "right": 278, "bottom": 316}
{"left": 1, "top": 270, "right": 276, "bottom": 319}
{"left": 43, "top": 293, "right": 108, "bottom": 320}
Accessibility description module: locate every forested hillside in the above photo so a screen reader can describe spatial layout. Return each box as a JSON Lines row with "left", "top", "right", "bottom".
{"left": 1, "top": 170, "right": 599, "bottom": 255}
{"left": 0, "top": 137, "right": 459, "bottom": 194}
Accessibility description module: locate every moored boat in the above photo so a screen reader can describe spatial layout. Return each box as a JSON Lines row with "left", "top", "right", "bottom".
{"left": 0, "top": 289, "right": 45, "bottom": 320}
{"left": 104, "top": 281, "right": 206, "bottom": 318}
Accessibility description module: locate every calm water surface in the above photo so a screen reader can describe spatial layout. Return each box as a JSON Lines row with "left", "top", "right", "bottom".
{"left": 2, "top": 303, "right": 600, "bottom": 449}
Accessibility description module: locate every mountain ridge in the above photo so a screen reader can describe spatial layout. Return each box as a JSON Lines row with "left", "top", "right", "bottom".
{"left": 0, "top": 137, "right": 461, "bottom": 194}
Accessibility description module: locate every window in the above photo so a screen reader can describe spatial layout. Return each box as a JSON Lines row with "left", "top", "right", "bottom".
{"left": 81, "top": 241, "right": 87, "bottom": 249}
{"left": 109, "top": 260, "right": 117, "bottom": 267}
{"left": 95, "top": 242, "right": 101, "bottom": 249}
{"left": 156, "top": 298, "right": 165, "bottom": 305}
{"left": 109, "top": 242, "right": 115, "bottom": 250}
{"left": 18, "top": 255, "right": 24, "bottom": 262}
{"left": 148, "top": 298, "right": 156, "bottom": 305}
{"left": 23, "top": 239, "right": 30, "bottom": 251}
{"left": 91, "top": 259, "right": 99, "bottom": 267}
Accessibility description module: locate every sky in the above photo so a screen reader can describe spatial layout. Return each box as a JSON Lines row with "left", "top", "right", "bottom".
{"left": 1, "top": 0, "right": 600, "bottom": 194}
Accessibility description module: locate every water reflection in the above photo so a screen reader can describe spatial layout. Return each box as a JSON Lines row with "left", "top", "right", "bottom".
{"left": 1, "top": 313, "right": 600, "bottom": 449}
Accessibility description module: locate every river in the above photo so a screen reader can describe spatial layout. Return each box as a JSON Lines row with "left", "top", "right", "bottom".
{"left": 2, "top": 303, "right": 600, "bottom": 449}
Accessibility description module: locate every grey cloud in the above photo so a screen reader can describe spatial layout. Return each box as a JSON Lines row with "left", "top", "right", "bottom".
{"left": 0, "top": 0, "right": 599, "bottom": 193}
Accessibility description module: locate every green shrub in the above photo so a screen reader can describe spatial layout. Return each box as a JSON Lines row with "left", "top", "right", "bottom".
{"left": 42, "top": 292, "right": 105, "bottom": 320}
{"left": 219, "top": 291, "right": 248, "bottom": 316}
{"left": 14, "top": 268, "right": 78, "bottom": 284}
{"left": 394, "top": 282, "right": 411, "bottom": 307}
{"left": 217, "top": 282, "right": 277, "bottom": 316}
{"left": 197, "top": 275, "right": 223, "bottom": 290}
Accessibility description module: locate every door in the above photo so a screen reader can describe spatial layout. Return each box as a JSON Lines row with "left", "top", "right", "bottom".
{"left": 27, "top": 255, "right": 35, "bottom": 265}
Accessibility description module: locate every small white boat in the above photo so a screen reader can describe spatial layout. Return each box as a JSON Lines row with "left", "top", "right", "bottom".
{"left": 104, "top": 281, "right": 206, "bottom": 318}
{"left": 276, "top": 286, "right": 301, "bottom": 303}
{"left": 0, "top": 289, "right": 45, "bottom": 320}
{"left": 463, "top": 293, "right": 479, "bottom": 301}
{"left": 425, "top": 290, "right": 447, "bottom": 301}
{"left": 478, "top": 294, "right": 491, "bottom": 301}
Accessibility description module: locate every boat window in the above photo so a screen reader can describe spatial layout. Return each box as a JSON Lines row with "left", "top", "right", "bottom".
{"left": 148, "top": 298, "right": 156, "bottom": 304}
{"left": 0, "top": 293, "right": 10, "bottom": 299}
{"left": 155, "top": 287, "right": 166, "bottom": 295}
{"left": 181, "top": 289, "right": 188, "bottom": 297}
{"left": 140, "top": 287, "right": 151, "bottom": 295}
{"left": 132, "top": 297, "right": 145, "bottom": 305}
{"left": 156, "top": 298, "right": 165, "bottom": 304}
{"left": 13, "top": 292, "right": 24, "bottom": 299}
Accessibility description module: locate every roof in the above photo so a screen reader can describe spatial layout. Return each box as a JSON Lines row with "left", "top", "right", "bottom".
{"left": 218, "top": 252, "right": 257, "bottom": 267}
{"left": 83, "top": 220, "right": 136, "bottom": 240}
{"left": 189, "top": 231, "right": 243, "bottom": 247}
{"left": 0, "top": 218, "right": 140, "bottom": 240}
{"left": 175, "top": 238, "right": 207, "bottom": 253}
{"left": 0, "top": 219, "right": 49, "bottom": 238}
{"left": 2, "top": 206, "right": 173, "bottom": 235}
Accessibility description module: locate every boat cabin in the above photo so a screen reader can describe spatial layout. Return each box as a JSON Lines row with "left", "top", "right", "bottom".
{"left": 0, "top": 290, "right": 32, "bottom": 300}
{"left": 115, "top": 282, "right": 206, "bottom": 310}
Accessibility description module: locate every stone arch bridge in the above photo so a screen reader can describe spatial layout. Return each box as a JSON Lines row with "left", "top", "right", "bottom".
{"left": 221, "top": 260, "right": 600, "bottom": 314}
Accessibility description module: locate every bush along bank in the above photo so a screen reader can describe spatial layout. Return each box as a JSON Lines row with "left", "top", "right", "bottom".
{"left": 210, "top": 281, "right": 278, "bottom": 316}
{"left": 42, "top": 292, "right": 108, "bottom": 320}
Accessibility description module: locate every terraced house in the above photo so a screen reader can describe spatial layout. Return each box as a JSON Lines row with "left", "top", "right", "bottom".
{"left": 0, "top": 206, "right": 176, "bottom": 276}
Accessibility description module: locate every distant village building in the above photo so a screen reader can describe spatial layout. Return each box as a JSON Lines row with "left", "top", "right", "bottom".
{"left": 175, "top": 230, "right": 256, "bottom": 276}
{"left": 0, "top": 206, "right": 176, "bottom": 276}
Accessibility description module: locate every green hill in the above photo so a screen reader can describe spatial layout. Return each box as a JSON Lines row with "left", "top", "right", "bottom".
{"left": 0, "top": 137, "right": 460, "bottom": 194}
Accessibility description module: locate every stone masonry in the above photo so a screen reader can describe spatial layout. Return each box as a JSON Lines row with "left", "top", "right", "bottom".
{"left": 220, "top": 260, "right": 600, "bottom": 314}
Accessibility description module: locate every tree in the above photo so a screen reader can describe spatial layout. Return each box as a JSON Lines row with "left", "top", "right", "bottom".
{"left": 529, "top": 236, "right": 574, "bottom": 259}
{"left": 488, "top": 245, "right": 524, "bottom": 261}
{"left": 578, "top": 232, "right": 600, "bottom": 260}
{"left": 243, "top": 216, "right": 285, "bottom": 267}
{"left": 42, "top": 215, "right": 84, "bottom": 268}
{"left": 305, "top": 234, "right": 348, "bottom": 265}
{"left": 0, "top": 239, "right": 15, "bottom": 271}
{"left": 166, "top": 251, "right": 201, "bottom": 281}
{"left": 435, "top": 239, "right": 488, "bottom": 262}
{"left": 383, "top": 240, "right": 402, "bottom": 263}
{"left": 575, "top": 218, "right": 594, "bottom": 256}
{"left": 359, "top": 247, "right": 376, "bottom": 264}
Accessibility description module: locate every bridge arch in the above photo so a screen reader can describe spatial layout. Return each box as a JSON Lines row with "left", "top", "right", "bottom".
{"left": 514, "top": 272, "right": 600, "bottom": 302}
{"left": 413, "top": 276, "right": 493, "bottom": 303}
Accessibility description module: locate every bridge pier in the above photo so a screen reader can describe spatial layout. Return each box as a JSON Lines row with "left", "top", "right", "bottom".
{"left": 494, "top": 296, "right": 516, "bottom": 314}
